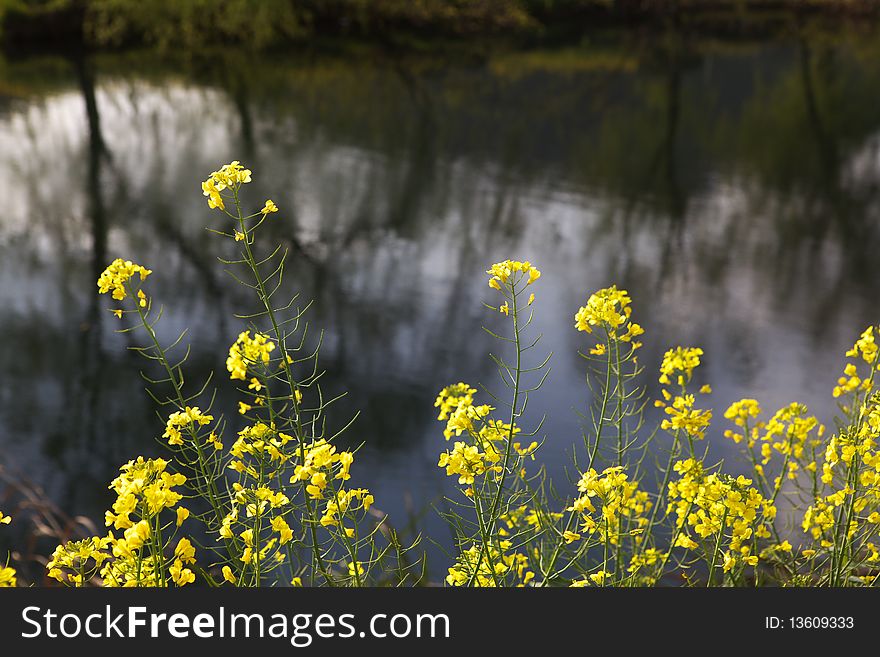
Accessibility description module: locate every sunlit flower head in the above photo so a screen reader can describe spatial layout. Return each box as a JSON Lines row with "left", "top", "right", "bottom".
{"left": 486, "top": 259, "right": 541, "bottom": 291}
{"left": 658, "top": 346, "right": 703, "bottom": 386}
{"left": 202, "top": 161, "right": 253, "bottom": 210}
{"left": 97, "top": 259, "right": 152, "bottom": 301}
{"left": 575, "top": 286, "right": 643, "bottom": 349}
{"left": 226, "top": 330, "right": 276, "bottom": 381}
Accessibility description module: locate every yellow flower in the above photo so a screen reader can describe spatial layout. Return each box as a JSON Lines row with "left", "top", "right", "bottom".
{"left": 434, "top": 382, "right": 477, "bottom": 422}
{"left": 499, "top": 302, "right": 509, "bottom": 316}
{"left": 45, "top": 535, "right": 113, "bottom": 586}
{"left": 660, "top": 394, "right": 712, "bottom": 440}
{"left": 261, "top": 200, "right": 278, "bottom": 215}
{"left": 291, "top": 577, "right": 302, "bottom": 587}
{"left": 723, "top": 552, "right": 736, "bottom": 572}
{"left": 104, "top": 457, "right": 185, "bottom": 529}
{"left": 0, "top": 511, "right": 10, "bottom": 525}
{"left": 438, "top": 442, "right": 495, "bottom": 485}
{"left": 668, "top": 459, "right": 775, "bottom": 558}
{"left": 227, "top": 331, "right": 276, "bottom": 381}
{"left": 446, "top": 543, "right": 532, "bottom": 587}
{"left": 674, "top": 534, "right": 698, "bottom": 550}
{"left": 0, "top": 566, "right": 16, "bottom": 587}
{"left": 658, "top": 346, "right": 703, "bottom": 385}
{"left": 163, "top": 406, "right": 213, "bottom": 446}
{"left": 234, "top": 231, "right": 245, "bottom": 242}
{"left": 201, "top": 177, "right": 225, "bottom": 210}
{"left": 575, "top": 286, "right": 633, "bottom": 334}
{"left": 176, "top": 507, "right": 190, "bottom": 527}
{"left": 239, "top": 401, "right": 252, "bottom": 415}
{"left": 174, "top": 537, "right": 196, "bottom": 564}
{"left": 589, "top": 571, "right": 609, "bottom": 585}
{"left": 486, "top": 260, "right": 541, "bottom": 290}
{"left": 222, "top": 566, "right": 236, "bottom": 584}
{"left": 97, "top": 259, "right": 151, "bottom": 301}
{"left": 271, "top": 516, "right": 293, "bottom": 545}
{"left": 201, "top": 161, "right": 252, "bottom": 210}
{"left": 562, "top": 530, "right": 581, "bottom": 544}
{"left": 207, "top": 432, "right": 223, "bottom": 451}
{"left": 170, "top": 558, "right": 195, "bottom": 586}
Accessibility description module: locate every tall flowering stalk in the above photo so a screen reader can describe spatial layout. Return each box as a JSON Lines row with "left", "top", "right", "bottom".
{"left": 47, "top": 162, "right": 418, "bottom": 588}
{"left": 97, "top": 257, "right": 234, "bottom": 570}
{"left": 573, "top": 286, "right": 645, "bottom": 469}
{"left": 436, "top": 260, "right": 547, "bottom": 586}
{"left": 197, "top": 161, "right": 404, "bottom": 586}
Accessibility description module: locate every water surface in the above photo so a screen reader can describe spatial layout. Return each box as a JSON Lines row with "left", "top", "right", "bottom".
{"left": 2, "top": 33, "right": 880, "bottom": 567}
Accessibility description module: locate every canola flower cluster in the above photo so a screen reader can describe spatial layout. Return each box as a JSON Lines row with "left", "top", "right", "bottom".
{"left": 486, "top": 259, "right": 541, "bottom": 289}
{"left": 97, "top": 258, "right": 152, "bottom": 305}
{"left": 201, "top": 160, "right": 252, "bottom": 210}
{"left": 218, "top": 418, "right": 373, "bottom": 575}
{"left": 802, "top": 398, "right": 880, "bottom": 545}
{"left": 722, "top": 398, "right": 824, "bottom": 497}
{"left": 833, "top": 327, "right": 878, "bottom": 399}
{"left": 319, "top": 488, "right": 374, "bottom": 532}
{"left": 434, "top": 383, "right": 521, "bottom": 489}
{"left": 723, "top": 399, "right": 762, "bottom": 444}
{"left": 228, "top": 422, "right": 293, "bottom": 478}
{"left": 219, "top": 485, "right": 291, "bottom": 569}
{"left": 201, "top": 160, "right": 278, "bottom": 235}
{"left": 287, "top": 439, "right": 373, "bottom": 533}
{"left": 565, "top": 466, "right": 652, "bottom": 545}
{"left": 574, "top": 285, "right": 644, "bottom": 354}
{"left": 486, "top": 259, "right": 540, "bottom": 314}
{"left": 655, "top": 347, "right": 712, "bottom": 441}
{"left": 498, "top": 505, "right": 562, "bottom": 537}
{"left": 658, "top": 346, "right": 704, "bottom": 387}
{"left": 667, "top": 458, "right": 776, "bottom": 573}
{"left": 761, "top": 403, "right": 822, "bottom": 468}
{"left": 786, "top": 330, "right": 880, "bottom": 576}
{"left": 104, "top": 457, "right": 186, "bottom": 530}
{"left": 46, "top": 458, "right": 195, "bottom": 587}
{"left": 227, "top": 331, "right": 276, "bottom": 382}
{"left": 445, "top": 541, "right": 534, "bottom": 587}
{"left": 46, "top": 536, "right": 112, "bottom": 586}
{"left": 163, "top": 406, "right": 215, "bottom": 447}
{"left": 291, "top": 439, "right": 355, "bottom": 499}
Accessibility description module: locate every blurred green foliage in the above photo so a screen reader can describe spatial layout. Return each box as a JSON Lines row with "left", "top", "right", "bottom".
{"left": 4, "top": 0, "right": 880, "bottom": 51}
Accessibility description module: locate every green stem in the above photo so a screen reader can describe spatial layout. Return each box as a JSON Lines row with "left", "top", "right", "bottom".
{"left": 466, "top": 279, "right": 525, "bottom": 585}
{"left": 232, "top": 189, "right": 334, "bottom": 586}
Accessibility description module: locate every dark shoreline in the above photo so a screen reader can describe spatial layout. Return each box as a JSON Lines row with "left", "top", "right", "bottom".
{"left": 3, "top": 0, "right": 880, "bottom": 56}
